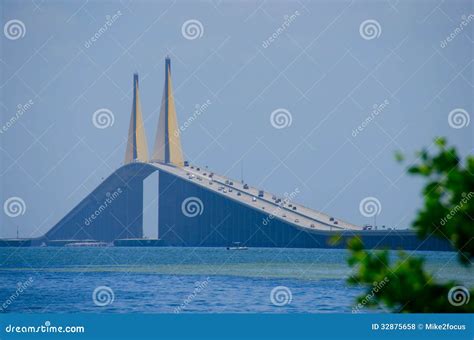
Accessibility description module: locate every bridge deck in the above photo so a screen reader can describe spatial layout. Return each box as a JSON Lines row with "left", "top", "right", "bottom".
{"left": 149, "top": 162, "right": 363, "bottom": 232}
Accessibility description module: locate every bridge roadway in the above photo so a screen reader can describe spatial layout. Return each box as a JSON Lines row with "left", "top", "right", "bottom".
{"left": 149, "top": 161, "right": 363, "bottom": 232}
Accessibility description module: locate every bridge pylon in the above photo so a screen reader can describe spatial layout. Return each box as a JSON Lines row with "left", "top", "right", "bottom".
{"left": 125, "top": 73, "right": 149, "bottom": 163}
{"left": 152, "top": 57, "right": 184, "bottom": 167}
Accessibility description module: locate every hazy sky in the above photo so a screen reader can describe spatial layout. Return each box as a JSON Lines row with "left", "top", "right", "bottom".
{"left": 1, "top": 0, "right": 472, "bottom": 238}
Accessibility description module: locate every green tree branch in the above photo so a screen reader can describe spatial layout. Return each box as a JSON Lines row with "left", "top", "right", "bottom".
{"left": 348, "top": 138, "right": 473, "bottom": 313}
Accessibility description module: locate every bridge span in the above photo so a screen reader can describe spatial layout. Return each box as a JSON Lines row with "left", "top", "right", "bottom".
{"left": 30, "top": 58, "right": 450, "bottom": 251}
{"left": 37, "top": 159, "right": 450, "bottom": 250}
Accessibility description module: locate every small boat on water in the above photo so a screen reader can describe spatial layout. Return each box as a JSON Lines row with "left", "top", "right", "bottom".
{"left": 64, "top": 242, "right": 108, "bottom": 247}
{"left": 226, "top": 242, "right": 248, "bottom": 250}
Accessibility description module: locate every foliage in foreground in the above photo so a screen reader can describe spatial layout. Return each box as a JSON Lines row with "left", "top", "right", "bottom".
{"left": 348, "top": 138, "right": 474, "bottom": 313}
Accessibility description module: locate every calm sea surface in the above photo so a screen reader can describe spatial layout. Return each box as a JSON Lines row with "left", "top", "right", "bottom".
{"left": 0, "top": 247, "right": 471, "bottom": 313}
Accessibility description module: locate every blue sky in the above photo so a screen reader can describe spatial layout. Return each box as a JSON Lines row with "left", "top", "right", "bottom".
{"left": 1, "top": 0, "right": 472, "bottom": 238}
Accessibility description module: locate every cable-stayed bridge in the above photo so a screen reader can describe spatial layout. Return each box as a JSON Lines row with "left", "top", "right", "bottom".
{"left": 29, "top": 58, "right": 449, "bottom": 250}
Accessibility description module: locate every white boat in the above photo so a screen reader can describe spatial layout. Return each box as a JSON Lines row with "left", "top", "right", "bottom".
{"left": 65, "top": 242, "right": 108, "bottom": 247}
{"left": 226, "top": 242, "right": 248, "bottom": 250}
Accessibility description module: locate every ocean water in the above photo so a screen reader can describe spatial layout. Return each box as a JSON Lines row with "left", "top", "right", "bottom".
{"left": 0, "top": 247, "right": 471, "bottom": 313}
